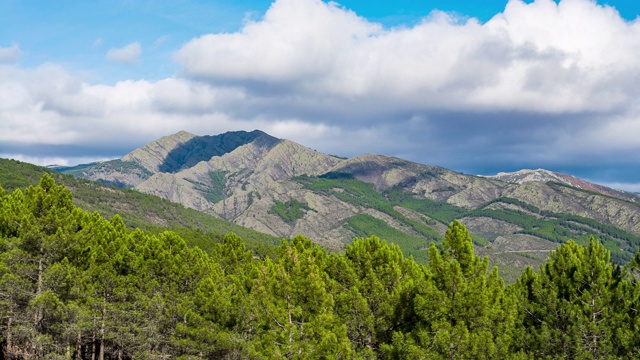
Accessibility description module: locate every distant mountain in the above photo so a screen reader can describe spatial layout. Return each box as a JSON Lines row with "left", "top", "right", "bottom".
{"left": 484, "top": 168, "right": 640, "bottom": 203}
{"left": 58, "top": 130, "right": 640, "bottom": 281}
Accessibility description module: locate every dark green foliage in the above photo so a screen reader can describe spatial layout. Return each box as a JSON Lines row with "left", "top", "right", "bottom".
{"left": 390, "top": 220, "right": 517, "bottom": 359}
{"left": 3, "top": 175, "right": 640, "bottom": 358}
{"left": 431, "top": 186, "right": 455, "bottom": 193}
{"left": 295, "top": 175, "right": 640, "bottom": 264}
{"left": 270, "top": 199, "right": 311, "bottom": 224}
{"left": 295, "top": 175, "right": 442, "bottom": 258}
{"left": 0, "top": 157, "right": 280, "bottom": 257}
{"left": 344, "top": 214, "right": 429, "bottom": 264}
{"left": 319, "top": 172, "right": 355, "bottom": 180}
{"left": 384, "top": 185, "right": 468, "bottom": 223}
{"left": 512, "top": 237, "right": 633, "bottom": 359}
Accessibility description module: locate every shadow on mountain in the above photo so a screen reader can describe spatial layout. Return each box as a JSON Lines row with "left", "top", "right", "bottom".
{"left": 159, "top": 130, "right": 275, "bottom": 173}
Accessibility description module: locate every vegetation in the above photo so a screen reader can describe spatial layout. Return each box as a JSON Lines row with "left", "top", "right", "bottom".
{"left": 0, "top": 158, "right": 281, "bottom": 258}
{"left": 58, "top": 160, "right": 153, "bottom": 181}
{"left": 344, "top": 214, "right": 429, "bottom": 264}
{"left": 3, "top": 175, "right": 640, "bottom": 358}
{"left": 187, "top": 170, "right": 228, "bottom": 204}
{"left": 294, "top": 175, "right": 443, "bottom": 259}
{"left": 296, "top": 175, "right": 640, "bottom": 264}
{"left": 270, "top": 199, "right": 311, "bottom": 224}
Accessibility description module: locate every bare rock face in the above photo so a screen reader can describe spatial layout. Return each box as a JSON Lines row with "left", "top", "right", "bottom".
{"left": 61, "top": 160, "right": 153, "bottom": 188}
{"left": 135, "top": 172, "right": 215, "bottom": 212}
{"left": 485, "top": 168, "right": 640, "bottom": 203}
{"left": 459, "top": 217, "right": 522, "bottom": 240}
{"left": 122, "top": 130, "right": 197, "bottom": 173}
{"left": 328, "top": 154, "right": 427, "bottom": 191}
{"left": 502, "top": 181, "right": 640, "bottom": 235}
{"left": 60, "top": 129, "right": 640, "bottom": 272}
{"left": 230, "top": 181, "right": 362, "bottom": 250}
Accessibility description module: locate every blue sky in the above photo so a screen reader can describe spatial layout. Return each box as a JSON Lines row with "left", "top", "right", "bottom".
{"left": 2, "top": 0, "right": 640, "bottom": 191}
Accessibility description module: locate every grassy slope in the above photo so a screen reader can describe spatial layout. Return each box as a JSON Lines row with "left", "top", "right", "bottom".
{"left": 0, "top": 158, "right": 280, "bottom": 258}
{"left": 296, "top": 175, "right": 640, "bottom": 265}
{"left": 7, "top": 158, "right": 637, "bottom": 276}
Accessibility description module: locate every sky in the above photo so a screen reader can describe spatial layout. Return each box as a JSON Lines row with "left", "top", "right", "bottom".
{"left": 1, "top": 0, "right": 640, "bottom": 191}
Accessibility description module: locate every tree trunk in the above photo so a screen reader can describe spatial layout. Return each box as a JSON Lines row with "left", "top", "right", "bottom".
{"left": 76, "top": 331, "right": 82, "bottom": 360}
{"left": 287, "top": 295, "right": 293, "bottom": 345}
{"left": 91, "top": 330, "right": 95, "bottom": 360}
{"left": 6, "top": 315, "right": 12, "bottom": 355}
{"left": 34, "top": 254, "right": 43, "bottom": 328}
{"left": 99, "top": 304, "right": 105, "bottom": 360}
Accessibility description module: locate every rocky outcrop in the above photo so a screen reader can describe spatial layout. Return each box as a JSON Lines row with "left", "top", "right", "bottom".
{"left": 59, "top": 129, "right": 640, "bottom": 268}
{"left": 122, "top": 130, "right": 197, "bottom": 173}
{"left": 485, "top": 168, "right": 640, "bottom": 203}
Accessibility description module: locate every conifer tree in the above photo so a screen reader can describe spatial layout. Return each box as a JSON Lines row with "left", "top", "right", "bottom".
{"left": 514, "top": 237, "right": 630, "bottom": 359}
{"left": 338, "top": 235, "right": 426, "bottom": 357}
{"left": 252, "top": 235, "right": 352, "bottom": 359}
{"left": 0, "top": 174, "right": 84, "bottom": 357}
{"left": 396, "top": 220, "right": 515, "bottom": 359}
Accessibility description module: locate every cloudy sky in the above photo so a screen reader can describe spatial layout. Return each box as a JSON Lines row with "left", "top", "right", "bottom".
{"left": 1, "top": 0, "right": 640, "bottom": 191}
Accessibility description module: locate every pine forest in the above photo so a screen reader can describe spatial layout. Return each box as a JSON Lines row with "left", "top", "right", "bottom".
{"left": 2, "top": 174, "right": 640, "bottom": 359}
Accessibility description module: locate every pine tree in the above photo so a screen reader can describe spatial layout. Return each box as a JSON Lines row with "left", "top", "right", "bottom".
{"left": 396, "top": 220, "right": 515, "bottom": 359}
{"left": 514, "top": 237, "right": 630, "bottom": 359}
{"left": 252, "top": 235, "right": 352, "bottom": 359}
{"left": 337, "top": 235, "right": 426, "bottom": 357}
{"left": 0, "top": 174, "right": 85, "bottom": 358}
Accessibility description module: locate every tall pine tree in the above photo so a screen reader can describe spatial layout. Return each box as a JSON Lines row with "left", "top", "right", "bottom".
{"left": 394, "top": 220, "right": 516, "bottom": 359}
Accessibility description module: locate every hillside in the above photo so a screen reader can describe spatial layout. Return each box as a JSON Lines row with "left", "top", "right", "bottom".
{"left": 0, "top": 158, "right": 281, "bottom": 257}
{"left": 4, "top": 174, "right": 638, "bottom": 359}
{"left": 58, "top": 130, "right": 640, "bottom": 278}
{"left": 485, "top": 168, "right": 640, "bottom": 203}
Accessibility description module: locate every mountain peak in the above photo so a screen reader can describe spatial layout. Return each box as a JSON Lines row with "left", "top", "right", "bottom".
{"left": 490, "top": 168, "right": 567, "bottom": 184}
{"left": 173, "top": 130, "right": 197, "bottom": 138}
{"left": 122, "top": 130, "right": 279, "bottom": 173}
{"left": 485, "top": 168, "right": 640, "bottom": 203}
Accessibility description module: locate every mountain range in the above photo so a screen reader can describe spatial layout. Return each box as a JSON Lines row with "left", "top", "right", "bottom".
{"left": 58, "top": 130, "right": 640, "bottom": 280}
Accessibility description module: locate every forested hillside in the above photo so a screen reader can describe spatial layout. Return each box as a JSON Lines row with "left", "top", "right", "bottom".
{"left": 0, "top": 158, "right": 281, "bottom": 258}
{"left": 2, "top": 175, "right": 640, "bottom": 359}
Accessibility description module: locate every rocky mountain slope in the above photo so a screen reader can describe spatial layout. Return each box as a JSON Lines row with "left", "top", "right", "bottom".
{"left": 0, "top": 157, "right": 281, "bottom": 258}
{"left": 59, "top": 130, "right": 640, "bottom": 279}
{"left": 485, "top": 168, "right": 640, "bottom": 203}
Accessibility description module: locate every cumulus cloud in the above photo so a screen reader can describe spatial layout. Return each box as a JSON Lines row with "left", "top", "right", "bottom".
{"left": 176, "top": 0, "right": 640, "bottom": 114}
{"left": 106, "top": 42, "right": 142, "bottom": 63}
{"left": 0, "top": 44, "right": 23, "bottom": 62}
{"left": 3, "top": 0, "right": 640, "bottom": 190}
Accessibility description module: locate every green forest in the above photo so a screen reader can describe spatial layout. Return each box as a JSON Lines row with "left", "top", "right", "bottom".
{"left": 3, "top": 175, "right": 640, "bottom": 359}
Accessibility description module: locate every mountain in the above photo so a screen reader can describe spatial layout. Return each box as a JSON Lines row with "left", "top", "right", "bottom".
{"left": 58, "top": 130, "right": 640, "bottom": 280}
{"left": 0, "top": 158, "right": 281, "bottom": 257}
{"left": 484, "top": 168, "right": 640, "bottom": 203}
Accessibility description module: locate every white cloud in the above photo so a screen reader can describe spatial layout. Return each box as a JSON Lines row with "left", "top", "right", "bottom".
{"left": 2, "top": 0, "right": 640, "bottom": 186}
{"left": 106, "top": 42, "right": 142, "bottom": 64}
{"left": 0, "top": 44, "right": 23, "bottom": 62}
{"left": 597, "top": 182, "right": 640, "bottom": 193}
{"left": 0, "top": 154, "right": 112, "bottom": 167}
{"left": 176, "top": 0, "right": 640, "bottom": 114}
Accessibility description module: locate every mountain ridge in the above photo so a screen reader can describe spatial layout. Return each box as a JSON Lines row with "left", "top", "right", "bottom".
{"left": 57, "top": 129, "right": 640, "bottom": 278}
{"left": 484, "top": 168, "right": 640, "bottom": 203}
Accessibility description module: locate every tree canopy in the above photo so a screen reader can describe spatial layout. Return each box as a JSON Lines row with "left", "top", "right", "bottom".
{"left": 2, "top": 175, "right": 640, "bottom": 359}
